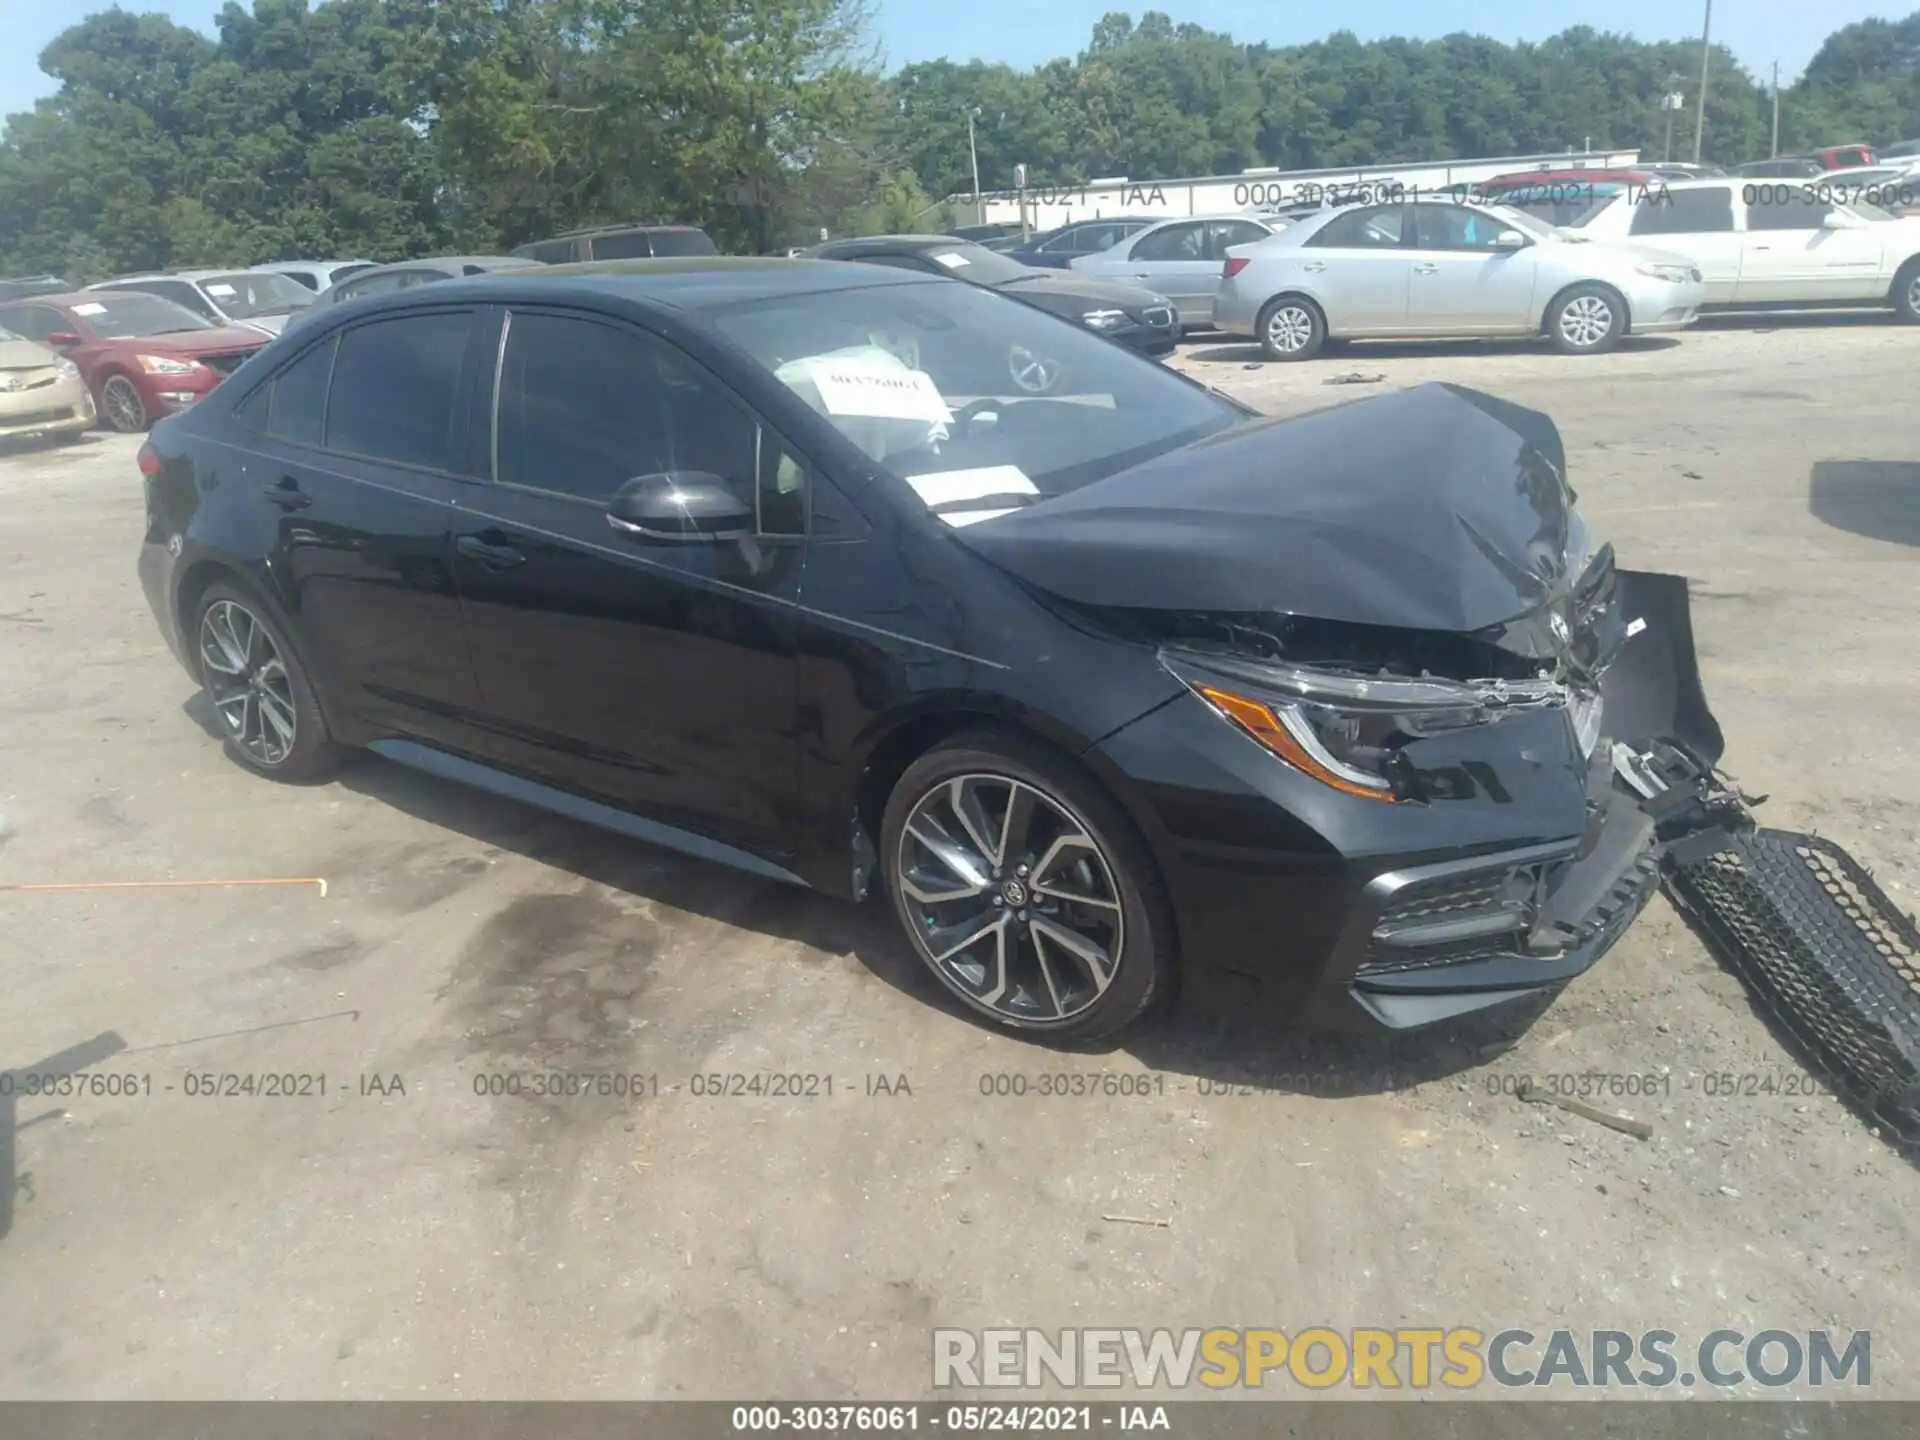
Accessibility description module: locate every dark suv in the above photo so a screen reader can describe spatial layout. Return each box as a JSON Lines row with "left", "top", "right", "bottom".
{"left": 512, "top": 224, "right": 718, "bottom": 264}
{"left": 134, "top": 259, "right": 1733, "bottom": 1043}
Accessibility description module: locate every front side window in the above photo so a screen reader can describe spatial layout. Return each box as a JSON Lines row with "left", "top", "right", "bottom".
{"left": 1413, "top": 204, "right": 1521, "bottom": 251}
{"left": 325, "top": 312, "right": 471, "bottom": 469}
{"left": 1, "top": 305, "right": 64, "bottom": 341}
{"left": 492, "top": 311, "right": 801, "bottom": 532}
{"left": 1208, "top": 220, "right": 1271, "bottom": 255}
{"left": 705, "top": 277, "right": 1240, "bottom": 517}
{"left": 1745, "top": 190, "right": 1835, "bottom": 231}
{"left": 650, "top": 229, "right": 718, "bottom": 257}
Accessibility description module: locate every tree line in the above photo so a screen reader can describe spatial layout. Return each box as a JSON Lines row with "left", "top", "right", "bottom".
{"left": 2, "top": 2, "right": 1917, "bottom": 279}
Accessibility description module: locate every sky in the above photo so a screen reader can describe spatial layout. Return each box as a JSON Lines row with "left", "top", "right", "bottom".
{"left": 0, "top": 0, "right": 1900, "bottom": 123}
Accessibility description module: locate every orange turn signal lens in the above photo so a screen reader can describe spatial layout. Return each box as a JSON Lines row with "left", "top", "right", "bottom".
{"left": 1195, "top": 685, "right": 1400, "bottom": 803}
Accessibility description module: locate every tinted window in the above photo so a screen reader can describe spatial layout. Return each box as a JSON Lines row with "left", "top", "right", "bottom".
{"left": 74, "top": 292, "right": 211, "bottom": 338}
{"left": 1746, "top": 190, "right": 1834, "bottom": 231}
{"left": 135, "top": 281, "right": 219, "bottom": 319}
{"left": 280, "top": 270, "right": 321, "bottom": 290}
{"left": 1131, "top": 223, "right": 1207, "bottom": 261}
{"left": 494, "top": 312, "right": 758, "bottom": 514}
{"left": 589, "top": 231, "right": 653, "bottom": 260}
{"left": 325, "top": 313, "right": 470, "bottom": 469}
{"left": 1308, "top": 205, "right": 1407, "bottom": 248}
{"left": 266, "top": 336, "right": 337, "bottom": 448}
{"left": 1631, "top": 187, "right": 1734, "bottom": 235}
{"left": 338, "top": 272, "right": 406, "bottom": 300}
{"left": 519, "top": 239, "right": 576, "bottom": 264}
{"left": 649, "top": 230, "right": 718, "bottom": 257}
{"left": 854, "top": 253, "right": 939, "bottom": 273}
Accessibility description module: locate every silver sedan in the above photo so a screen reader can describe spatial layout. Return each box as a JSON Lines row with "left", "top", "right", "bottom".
{"left": 1214, "top": 199, "right": 1706, "bottom": 360}
{"left": 1069, "top": 214, "right": 1286, "bottom": 326}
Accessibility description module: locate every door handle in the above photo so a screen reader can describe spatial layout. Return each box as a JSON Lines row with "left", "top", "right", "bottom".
{"left": 1300, "top": 261, "right": 1326, "bottom": 272}
{"left": 261, "top": 477, "right": 311, "bottom": 510}
{"left": 455, "top": 533, "right": 526, "bottom": 570}
{"left": 1750, "top": 245, "right": 1772, "bottom": 251}
{"left": 1412, "top": 262, "right": 1440, "bottom": 274}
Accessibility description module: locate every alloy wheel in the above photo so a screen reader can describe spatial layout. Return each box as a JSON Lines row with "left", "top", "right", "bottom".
{"left": 1907, "top": 273, "right": 1920, "bottom": 315}
{"left": 198, "top": 599, "right": 298, "bottom": 766}
{"left": 1265, "top": 303, "right": 1316, "bottom": 354}
{"left": 101, "top": 375, "right": 147, "bottom": 432}
{"left": 1007, "top": 345, "right": 1061, "bottom": 393}
{"left": 1557, "top": 294, "right": 1614, "bottom": 349}
{"left": 895, "top": 773, "right": 1125, "bottom": 1023}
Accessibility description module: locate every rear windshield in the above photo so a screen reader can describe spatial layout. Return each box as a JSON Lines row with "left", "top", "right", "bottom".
{"left": 69, "top": 292, "right": 214, "bottom": 337}
{"left": 649, "top": 229, "right": 718, "bottom": 257}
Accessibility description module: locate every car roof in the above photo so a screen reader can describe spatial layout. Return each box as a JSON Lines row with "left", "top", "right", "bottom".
{"left": 543, "top": 222, "right": 709, "bottom": 239}
{"left": 349, "top": 255, "right": 534, "bottom": 275}
{"left": 330, "top": 257, "right": 930, "bottom": 315}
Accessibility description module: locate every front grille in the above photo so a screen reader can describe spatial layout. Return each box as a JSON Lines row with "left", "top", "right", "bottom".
{"left": 1141, "top": 306, "right": 1175, "bottom": 328}
{"left": 197, "top": 350, "right": 253, "bottom": 377}
{"left": 0, "top": 367, "right": 58, "bottom": 392}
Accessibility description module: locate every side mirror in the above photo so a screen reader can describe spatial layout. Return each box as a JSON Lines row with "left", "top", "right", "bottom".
{"left": 1819, "top": 211, "right": 1859, "bottom": 230}
{"left": 45, "top": 331, "right": 81, "bottom": 347}
{"left": 1493, "top": 230, "right": 1529, "bottom": 249}
{"left": 605, "top": 472, "right": 754, "bottom": 543}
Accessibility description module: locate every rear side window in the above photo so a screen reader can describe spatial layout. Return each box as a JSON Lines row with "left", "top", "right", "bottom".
{"left": 280, "top": 271, "right": 321, "bottom": 291}
{"left": 1309, "top": 205, "right": 1407, "bottom": 248}
{"left": 517, "top": 239, "right": 576, "bottom": 264}
{"left": 264, "top": 335, "right": 337, "bottom": 447}
{"left": 1131, "top": 223, "right": 1207, "bottom": 261}
{"left": 588, "top": 232, "right": 653, "bottom": 260}
{"left": 325, "top": 312, "right": 471, "bottom": 470}
{"left": 649, "top": 229, "right": 718, "bottom": 257}
{"left": 1631, "top": 187, "right": 1734, "bottom": 235}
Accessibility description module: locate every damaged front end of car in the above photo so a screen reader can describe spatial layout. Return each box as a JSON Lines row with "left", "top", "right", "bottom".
{"left": 958, "top": 381, "right": 1752, "bottom": 1029}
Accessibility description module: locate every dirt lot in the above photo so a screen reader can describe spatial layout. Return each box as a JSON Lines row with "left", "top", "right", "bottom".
{"left": 2, "top": 314, "right": 1918, "bottom": 1402}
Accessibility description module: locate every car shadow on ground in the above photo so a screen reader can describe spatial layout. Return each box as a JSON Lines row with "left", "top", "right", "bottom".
{"left": 324, "top": 747, "right": 1548, "bottom": 1101}
{"left": 1693, "top": 308, "right": 1899, "bottom": 332}
{"left": 1808, "top": 460, "right": 1920, "bottom": 547}
{"left": 1181, "top": 336, "right": 1681, "bottom": 367}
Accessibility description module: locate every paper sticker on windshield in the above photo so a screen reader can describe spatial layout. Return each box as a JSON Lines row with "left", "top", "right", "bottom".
{"left": 929, "top": 251, "right": 970, "bottom": 269}
{"left": 205, "top": 283, "right": 236, "bottom": 296}
{"left": 906, "top": 466, "right": 1038, "bottom": 527}
{"left": 71, "top": 302, "right": 106, "bottom": 316}
{"left": 808, "top": 355, "right": 951, "bottom": 424}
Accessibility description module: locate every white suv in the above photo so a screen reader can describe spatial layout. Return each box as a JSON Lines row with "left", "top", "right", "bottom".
{"left": 1570, "top": 177, "right": 1920, "bottom": 320}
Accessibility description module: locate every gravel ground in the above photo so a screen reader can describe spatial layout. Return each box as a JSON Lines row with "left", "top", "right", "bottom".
{"left": 0, "top": 312, "right": 1916, "bottom": 1404}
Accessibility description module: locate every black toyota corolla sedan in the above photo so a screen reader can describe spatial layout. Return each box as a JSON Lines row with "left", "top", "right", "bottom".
{"left": 136, "top": 258, "right": 1735, "bottom": 1042}
{"left": 803, "top": 235, "right": 1181, "bottom": 360}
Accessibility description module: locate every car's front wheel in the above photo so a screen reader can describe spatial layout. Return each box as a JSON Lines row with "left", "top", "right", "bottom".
{"left": 193, "top": 582, "right": 341, "bottom": 782}
{"left": 1547, "top": 284, "right": 1625, "bottom": 354}
{"left": 880, "top": 733, "right": 1175, "bottom": 1043}
{"left": 1257, "top": 295, "right": 1327, "bottom": 361}
{"left": 1892, "top": 259, "right": 1920, "bottom": 323}
{"left": 99, "top": 374, "right": 148, "bottom": 432}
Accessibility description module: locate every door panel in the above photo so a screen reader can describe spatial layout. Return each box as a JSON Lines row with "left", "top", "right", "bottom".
{"left": 1627, "top": 187, "right": 1742, "bottom": 302}
{"left": 1115, "top": 223, "right": 1218, "bottom": 322}
{"left": 1404, "top": 205, "right": 1539, "bottom": 333}
{"left": 1300, "top": 204, "right": 1413, "bottom": 333}
{"left": 248, "top": 320, "right": 486, "bottom": 750}
{"left": 450, "top": 308, "right": 803, "bottom": 854}
{"left": 1735, "top": 194, "right": 1885, "bottom": 302}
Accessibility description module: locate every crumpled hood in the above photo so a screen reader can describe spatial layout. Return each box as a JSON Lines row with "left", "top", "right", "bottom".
{"left": 997, "top": 271, "right": 1170, "bottom": 313}
{"left": 956, "top": 382, "right": 1582, "bottom": 634}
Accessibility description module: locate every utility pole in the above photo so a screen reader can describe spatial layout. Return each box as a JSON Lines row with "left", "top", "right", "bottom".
{"left": 966, "top": 108, "right": 983, "bottom": 222}
{"left": 1692, "top": 0, "right": 1712, "bottom": 164}
{"left": 1770, "top": 62, "right": 1781, "bottom": 156}
{"left": 1662, "top": 75, "right": 1684, "bottom": 163}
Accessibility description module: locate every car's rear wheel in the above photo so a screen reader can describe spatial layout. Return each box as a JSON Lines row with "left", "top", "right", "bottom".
{"left": 880, "top": 733, "right": 1175, "bottom": 1043}
{"left": 1547, "top": 284, "right": 1625, "bottom": 354}
{"left": 1257, "top": 295, "right": 1326, "bottom": 361}
{"left": 1892, "top": 260, "right": 1920, "bottom": 323}
{"left": 99, "top": 374, "right": 148, "bottom": 433}
{"left": 193, "top": 583, "right": 340, "bottom": 782}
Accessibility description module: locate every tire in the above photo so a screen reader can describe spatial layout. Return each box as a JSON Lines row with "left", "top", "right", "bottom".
{"left": 192, "top": 582, "right": 341, "bottom": 782}
{"left": 1256, "top": 295, "right": 1327, "bottom": 361}
{"left": 99, "top": 373, "right": 149, "bottom": 433}
{"left": 1892, "top": 259, "right": 1920, "bottom": 323}
{"left": 1547, "top": 284, "right": 1626, "bottom": 355}
{"left": 880, "top": 731, "right": 1176, "bottom": 1043}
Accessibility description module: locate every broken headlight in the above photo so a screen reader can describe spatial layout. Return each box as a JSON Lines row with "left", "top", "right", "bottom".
{"left": 1161, "top": 649, "right": 1569, "bottom": 803}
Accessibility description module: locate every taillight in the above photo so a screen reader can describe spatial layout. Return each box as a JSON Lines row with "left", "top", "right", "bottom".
{"left": 1223, "top": 256, "right": 1251, "bottom": 279}
{"left": 136, "top": 441, "right": 163, "bottom": 478}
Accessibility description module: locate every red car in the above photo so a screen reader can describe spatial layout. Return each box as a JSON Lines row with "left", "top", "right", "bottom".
{"left": 0, "top": 289, "right": 267, "bottom": 432}
{"left": 1806, "top": 143, "right": 1875, "bottom": 170}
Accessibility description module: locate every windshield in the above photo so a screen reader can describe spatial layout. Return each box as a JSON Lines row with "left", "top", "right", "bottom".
{"left": 0, "top": 325, "right": 21, "bottom": 342}
{"left": 706, "top": 278, "right": 1240, "bottom": 514}
{"left": 915, "top": 242, "right": 1034, "bottom": 286}
{"left": 70, "top": 292, "right": 214, "bottom": 337}
{"left": 199, "top": 271, "right": 313, "bottom": 318}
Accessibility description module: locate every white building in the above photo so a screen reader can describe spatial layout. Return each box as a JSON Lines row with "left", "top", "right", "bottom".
{"left": 955, "top": 148, "right": 1642, "bottom": 229}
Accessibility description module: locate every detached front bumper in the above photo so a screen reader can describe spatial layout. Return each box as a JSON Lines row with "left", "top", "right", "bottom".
{"left": 0, "top": 375, "right": 95, "bottom": 439}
